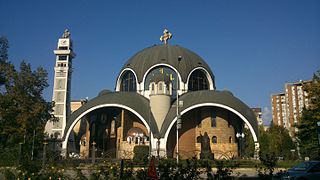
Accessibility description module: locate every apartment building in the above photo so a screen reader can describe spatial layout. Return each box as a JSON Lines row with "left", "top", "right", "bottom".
{"left": 271, "top": 80, "right": 311, "bottom": 135}
{"left": 251, "top": 108, "right": 263, "bottom": 126}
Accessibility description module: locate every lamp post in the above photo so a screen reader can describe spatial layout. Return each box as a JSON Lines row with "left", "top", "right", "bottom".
{"left": 290, "top": 149, "right": 296, "bottom": 160}
{"left": 157, "top": 138, "right": 160, "bottom": 159}
{"left": 176, "top": 56, "right": 182, "bottom": 164}
{"left": 19, "top": 142, "right": 23, "bottom": 164}
{"left": 317, "top": 121, "right": 320, "bottom": 145}
{"left": 43, "top": 139, "right": 48, "bottom": 168}
{"left": 236, "top": 132, "right": 245, "bottom": 158}
{"left": 149, "top": 104, "right": 152, "bottom": 158}
{"left": 31, "top": 130, "right": 35, "bottom": 161}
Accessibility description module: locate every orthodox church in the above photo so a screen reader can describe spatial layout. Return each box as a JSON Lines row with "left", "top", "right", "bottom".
{"left": 45, "top": 29, "right": 259, "bottom": 160}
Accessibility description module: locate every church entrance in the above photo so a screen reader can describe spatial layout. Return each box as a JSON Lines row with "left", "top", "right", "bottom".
{"left": 69, "top": 107, "right": 149, "bottom": 159}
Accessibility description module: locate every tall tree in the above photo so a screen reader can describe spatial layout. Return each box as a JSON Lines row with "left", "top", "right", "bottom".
{"left": 0, "top": 38, "right": 53, "bottom": 150}
{"left": 0, "top": 37, "right": 9, "bottom": 86}
{"left": 0, "top": 37, "right": 8, "bottom": 61}
{"left": 258, "top": 126, "right": 270, "bottom": 155}
{"left": 256, "top": 123, "right": 296, "bottom": 160}
{"left": 267, "top": 124, "right": 295, "bottom": 159}
{"left": 297, "top": 70, "right": 320, "bottom": 159}
{"left": 243, "top": 127, "right": 255, "bottom": 158}
{"left": 0, "top": 37, "right": 15, "bottom": 90}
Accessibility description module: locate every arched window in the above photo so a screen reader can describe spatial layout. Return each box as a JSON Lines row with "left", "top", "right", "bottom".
{"left": 159, "top": 82, "right": 163, "bottom": 91}
{"left": 229, "top": 137, "right": 232, "bottom": 143}
{"left": 151, "top": 83, "right": 155, "bottom": 91}
{"left": 212, "top": 136, "right": 217, "bottom": 144}
{"left": 144, "top": 66, "right": 178, "bottom": 97}
{"left": 188, "top": 69, "right": 209, "bottom": 91}
{"left": 196, "top": 136, "right": 201, "bottom": 143}
{"left": 120, "top": 71, "right": 136, "bottom": 92}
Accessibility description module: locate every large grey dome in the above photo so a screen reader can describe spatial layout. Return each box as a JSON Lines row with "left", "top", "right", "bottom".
{"left": 119, "top": 44, "right": 215, "bottom": 85}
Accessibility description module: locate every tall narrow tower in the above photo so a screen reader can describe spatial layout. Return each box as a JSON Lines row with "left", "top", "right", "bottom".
{"left": 45, "top": 29, "right": 75, "bottom": 138}
{"left": 149, "top": 73, "right": 172, "bottom": 131}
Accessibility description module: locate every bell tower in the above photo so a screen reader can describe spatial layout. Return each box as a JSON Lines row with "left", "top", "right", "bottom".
{"left": 45, "top": 29, "right": 76, "bottom": 138}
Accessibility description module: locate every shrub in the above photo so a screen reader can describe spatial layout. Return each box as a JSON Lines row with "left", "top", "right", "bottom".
{"left": 256, "top": 152, "right": 278, "bottom": 179}
{"left": 2, "top": 169, "right": 16, "bottom": 179}
{"left": 0, "top": 146, "right": 19, "bottom": 166}
{"left": 133, "top": 145, "right": 149, "bottom": 163}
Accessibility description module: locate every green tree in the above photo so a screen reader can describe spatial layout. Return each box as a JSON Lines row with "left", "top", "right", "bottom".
{"left": 259, "top": 126, "right": 270, "bottom": 155}
{"left": 0, "top": 37, "right": 14, "bottom": 88}
{"left": 0, "top": 37, "right": 54, "bottom": 168}
{"left": 297, "top": 70, "right": 320, "bottom": 159}
{"left": 257, "top": 123, "right": 295, "bottom": 160}
{"left": 267, "top": 124, "right": 295, "bottom": 159}
{"left": 243, "top": 128, "right": 255, "bottom": 158}
{"left": 0, "top": 37, "right": 8, "bottom": 85}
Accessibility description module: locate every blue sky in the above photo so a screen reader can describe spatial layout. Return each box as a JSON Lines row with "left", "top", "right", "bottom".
{"left": 1, "top": 0, "right": 319, "bottom": 124}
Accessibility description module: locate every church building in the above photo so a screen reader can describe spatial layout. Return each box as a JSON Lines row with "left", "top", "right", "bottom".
{"left": 45, "top": 29, "right": 259, "bottom": 160}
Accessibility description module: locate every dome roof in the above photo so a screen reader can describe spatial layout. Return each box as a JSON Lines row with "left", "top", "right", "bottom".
{"left": 119, "top": 44, "right": 215, "bottom": 84}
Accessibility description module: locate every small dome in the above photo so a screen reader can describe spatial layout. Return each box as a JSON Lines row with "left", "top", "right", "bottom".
{"left": 98, "top": 89, "right": 112, "bottom": 96}
{"left": 119, "top": 44, "right": 215, "bottom": 85}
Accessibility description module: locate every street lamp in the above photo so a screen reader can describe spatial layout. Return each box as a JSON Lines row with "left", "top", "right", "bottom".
{"left": 236, "top": 132, "right": 245, "bottom": 158}
{"left": 157, "top": 138, "right": 160, "bottom": 158}
{"left": 148, "top": 104, "right": 152, "bottom": 159}
{"left": 43, "top": 139, "right": 48, "bottom": 168}
{"left": 176, "top": 55, "right": 182, "bottom": 164}
{"left": 290, "top": 149, "right": 296, "bottom": 160}
{"left": 317, "top": 121, "right": 320, "bottom": 146}
{"left": 19, "top": 142, "right": 23, "bottom": 164}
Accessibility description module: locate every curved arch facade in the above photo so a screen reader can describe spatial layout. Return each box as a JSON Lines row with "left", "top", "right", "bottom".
{"left": 160, "top": 91, "right": 259, "bottom": 138}
{"left": 162, "top": 102, "right": 259, "bottom": 159}
{"left": 159, "top": 90, "right": 259, "bottom": 159}
{"left": 62, "top": 92, "right": 158, "bottom": 154}
{"left": 163, "top": 103, "right": 258, "bottom": 143}
{"left": 63, "top": 104, "right": 151, "bottom": 149}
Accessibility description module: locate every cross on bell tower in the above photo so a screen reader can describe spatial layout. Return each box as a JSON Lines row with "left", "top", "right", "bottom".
{"left": 45, "top": 29, "right": 76, "bottom": 139}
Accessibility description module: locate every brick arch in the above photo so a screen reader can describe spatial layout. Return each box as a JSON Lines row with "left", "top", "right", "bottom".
{"left": 62, "top": 104, "right": 151, "bottom": 151}
{"left": 163, "top": 103, "right": 259, "bottom": 154}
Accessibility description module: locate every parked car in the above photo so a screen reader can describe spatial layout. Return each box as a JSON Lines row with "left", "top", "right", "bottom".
{"left": 282, "top": 161, "right": 320, "bottom": 180}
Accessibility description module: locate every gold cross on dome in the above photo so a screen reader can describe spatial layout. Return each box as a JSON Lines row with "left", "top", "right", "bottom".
{"left": 160, "top": 29, "right": 172, "bottom": 44}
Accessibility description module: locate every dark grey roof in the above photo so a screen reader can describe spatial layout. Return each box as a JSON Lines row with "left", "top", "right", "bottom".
{"left": 119, "top": 44, "right": 215, "bottom": 85}
{"left": 98, "top": 89, "right": 112, "bottom": 96}
{"left": 63, "top": 92, "right": 159, "bottom": 140}
{"left": 64, "top": 90, "right": 258, "bottom": 141}
{"left": 160, "top": 90, "right": 259, "bottom": 140}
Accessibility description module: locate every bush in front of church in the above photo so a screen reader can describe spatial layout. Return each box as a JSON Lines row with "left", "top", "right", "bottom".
{"left": 133, "top": 145, "right": 149, "bottom": 164}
